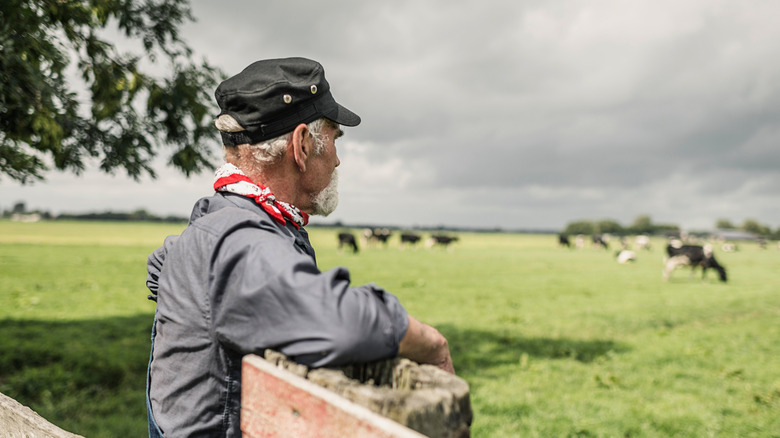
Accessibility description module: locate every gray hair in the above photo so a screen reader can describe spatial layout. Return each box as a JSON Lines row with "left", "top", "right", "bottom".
{"left": 215, "top": 115, "right": 329, "bottom": 165}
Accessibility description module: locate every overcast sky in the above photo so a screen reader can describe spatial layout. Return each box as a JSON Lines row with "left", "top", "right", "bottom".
{"left": 4, "top": 0, "right": 780, "bottom": 231}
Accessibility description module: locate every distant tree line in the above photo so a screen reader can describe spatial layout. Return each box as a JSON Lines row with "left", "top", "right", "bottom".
{"left": 56, "top": 209, "right": 187, "bottom": 223}
{"left": 1, "top": 201, "right": 53, "bottom": 219}
{"left": 562, "top": 214, "right": 780, "bottom": 240}
{"left": 2, "top": 202, "right": 186, "bottom": 223}
{"left": 713, "top": 218, "right": 778, "bottom": 238}
{"left": 562, "top": 215, "right": 679, "bottom": 236}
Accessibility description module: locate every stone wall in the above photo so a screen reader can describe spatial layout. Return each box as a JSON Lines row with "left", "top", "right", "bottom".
{"left": 243, "top": 351, "right": 472, "bottom": 438}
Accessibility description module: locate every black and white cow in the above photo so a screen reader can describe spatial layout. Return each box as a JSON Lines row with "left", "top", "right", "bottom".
{"left": 634, "top": 235, "right": 651, "bottom": 251}
{"left": 363, "top": 228, "right": 392, "bottom": 247}
{"left": 664, "top": 244, "right": 727, "bottom": 282}
{"left": 427, "top": 234, "right": 459, "bottom": 248}
{"left": 616, "top": 249, "right": 636, "bottom": 264}
{"left": 400, "top": 232, "right": 422, "bottom": 247}
{"left": 337, "top": 232, "right": 359, "bottom": 253}
{"left": 558, "top": 234, "right": 571, "bottom": 248}
{"left": 592, "top": 234, "right": 609, "bottom": 250}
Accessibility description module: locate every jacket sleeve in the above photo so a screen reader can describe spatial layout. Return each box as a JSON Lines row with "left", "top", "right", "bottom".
{"left": 210, "top": 226, "right": 408, "bottom": 368}
{"left": 146, "top": 235, "right": 179, "bottom": 300}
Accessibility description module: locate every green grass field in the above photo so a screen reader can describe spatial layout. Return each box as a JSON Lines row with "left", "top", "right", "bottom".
{"left": 1, "top": 220, "right": 779, "bottom": 437}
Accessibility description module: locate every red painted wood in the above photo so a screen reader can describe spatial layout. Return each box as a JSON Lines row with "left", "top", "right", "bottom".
{"left": 241, "top": 355, "right": 426, "bottom": 438}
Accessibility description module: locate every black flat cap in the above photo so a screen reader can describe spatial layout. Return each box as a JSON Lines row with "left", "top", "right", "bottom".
{"left": 215, "top": 57, "right": 361, "bottom": 145}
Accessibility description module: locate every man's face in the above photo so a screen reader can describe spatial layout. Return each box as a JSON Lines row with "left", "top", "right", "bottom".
{"left": 306, "top": 121, "right": 342, "bottom": 216}
{"left": 310, "top": 168, "right": 339, "bottom": 216}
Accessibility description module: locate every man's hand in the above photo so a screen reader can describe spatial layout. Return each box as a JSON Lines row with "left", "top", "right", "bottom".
{"left": 398, "top": 315, "right": 455, "bottom": 374}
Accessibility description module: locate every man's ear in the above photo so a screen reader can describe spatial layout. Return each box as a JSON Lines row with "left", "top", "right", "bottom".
{"left": 291, "top": 123, "right": 310, "bottom": 173}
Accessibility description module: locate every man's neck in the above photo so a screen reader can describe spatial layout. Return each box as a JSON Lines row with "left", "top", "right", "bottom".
{"left": 241, "top": 164, "right": 303, "bottom": 210}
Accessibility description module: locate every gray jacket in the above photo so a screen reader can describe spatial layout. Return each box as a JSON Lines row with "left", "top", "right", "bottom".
{"left": 146, "top": 192, "right": 409, "bottom": 437}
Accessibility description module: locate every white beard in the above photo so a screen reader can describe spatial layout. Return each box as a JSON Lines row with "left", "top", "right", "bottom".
{"left": 310, "top": 169, "right": 339, "bottom": 216}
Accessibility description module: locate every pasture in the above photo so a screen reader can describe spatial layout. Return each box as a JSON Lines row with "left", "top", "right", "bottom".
{"left": 1, "top": 220, "right": 778, "bottom": 437}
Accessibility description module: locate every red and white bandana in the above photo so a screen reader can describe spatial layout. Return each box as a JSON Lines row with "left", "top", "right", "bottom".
{"left": 213, "top": 163, "right": 309, "bottom": 229}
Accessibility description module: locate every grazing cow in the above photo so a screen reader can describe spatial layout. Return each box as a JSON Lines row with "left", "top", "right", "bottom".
{"left": 662, "top": 255, "right": 692, "bottom": 281}
{"left": 558, "top": 234, "right": 571, "bottom": 248}
{"left": 664, "top": 244, "right": 727, "bottom": 282}
{"left": 574, "top": 234, "right": 586, "bottom": 249}
{"left": 616, "top": 250, "right": 636, "bottom": 264}
{"left": 363, "top": 228, "right": 392, "bottom": 247}
{"left": 337, "top": 232, "right": 359, "bottom": 253}
{"left": 721, "top": 243, "right": 738, "bottom": 252}
{"left": 400, "top": 232, "right": 422, "bottom": 247}
{"left": 427, "top": 234, "right": 459, "bottom": 248}
{"left": 592, "top": 234, "right": 609, "bottom": 250}
{"left": 634, "top": 235, "right": 651, "bottom": 251}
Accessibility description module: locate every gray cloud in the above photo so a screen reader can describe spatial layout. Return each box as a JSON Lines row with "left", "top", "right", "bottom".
{"left": 3, "top": 0, "right": 780, "bottom": 231}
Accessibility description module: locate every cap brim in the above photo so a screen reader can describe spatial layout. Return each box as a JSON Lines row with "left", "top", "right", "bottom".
{"left": 327, "top": 104, "right": 361, "bottom": 127}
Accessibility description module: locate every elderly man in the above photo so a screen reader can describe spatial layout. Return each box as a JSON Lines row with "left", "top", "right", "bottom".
{"left": 144, "top": 58, "right": 454, "bottom": 438}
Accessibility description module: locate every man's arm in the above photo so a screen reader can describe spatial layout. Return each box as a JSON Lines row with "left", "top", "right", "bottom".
{"left": 146, "top": 234, "right": 179, "bottom": 300}
{"left": 398, "top": 315, "right": 455, "bottom": 374}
